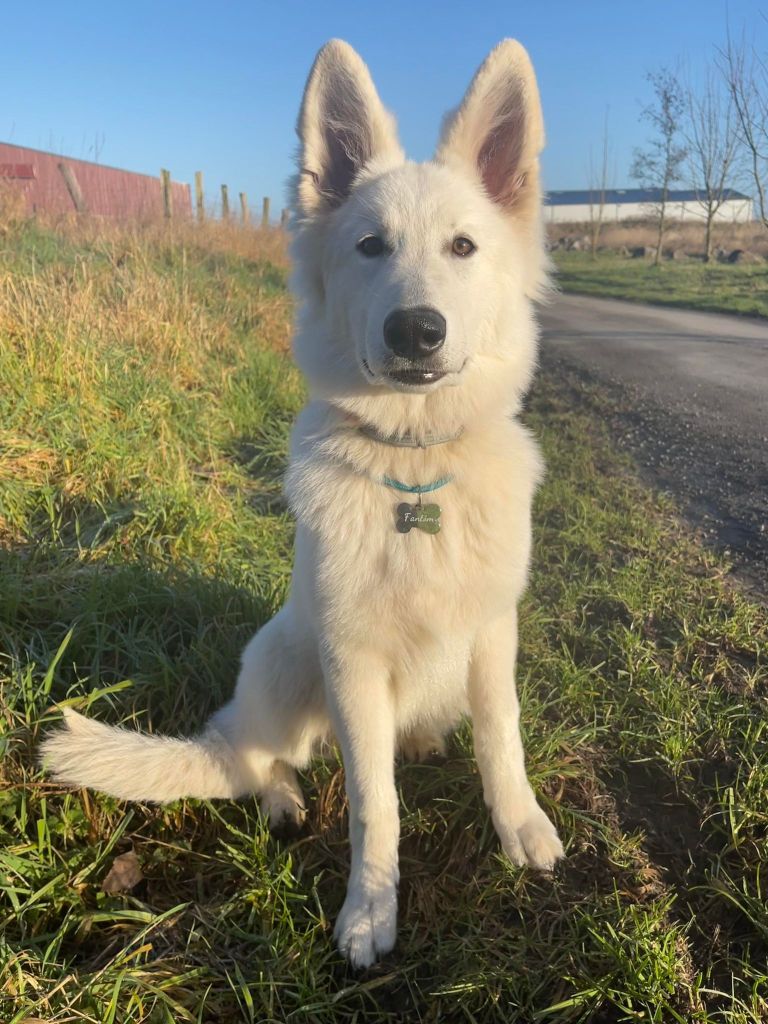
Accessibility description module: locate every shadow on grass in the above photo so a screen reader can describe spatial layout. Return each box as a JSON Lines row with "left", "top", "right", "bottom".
{"left": 0, "top": 544, "right": 274, "bottom": 733}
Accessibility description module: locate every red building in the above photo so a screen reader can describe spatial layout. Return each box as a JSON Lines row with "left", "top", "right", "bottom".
{"left": 0, "top": 141, "right": 190, "bottom": 219}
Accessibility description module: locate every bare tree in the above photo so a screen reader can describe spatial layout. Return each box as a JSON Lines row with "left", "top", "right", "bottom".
{"left": 720, "top": 29, "right": 768, "bottom": 229}
{"left": 683, "top": 67, "right": 739, "bottom": 262}
{"left": 587, "top": 107, "right": 611, "bottom": 258}
{"left": 630, "top": 69, "right": 688, "bottom": 266}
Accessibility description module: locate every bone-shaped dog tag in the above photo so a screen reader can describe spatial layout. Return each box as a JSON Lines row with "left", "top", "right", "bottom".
{"left": 396, "top": 502, "right": 441, "bottom": 534}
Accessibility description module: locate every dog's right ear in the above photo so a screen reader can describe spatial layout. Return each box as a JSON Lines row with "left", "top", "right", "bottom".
{"left": 295, "top": 40, "right": 403, "bottom": 217}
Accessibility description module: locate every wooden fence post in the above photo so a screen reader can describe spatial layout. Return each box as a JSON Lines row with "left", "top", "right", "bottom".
{"left": 160, "top": 169, "right": 172, "bottom": 219}
{"left": 280, "top": 208, "right": 290, "bottom": 228}
{"left": 261, "top": 196, "right": 270, "bottom": 228}
{"left": 58, "top": 163, "right": 86, "bottom": 213}
{"left": 195, "top": 171, "right": 204, "bottom": 222}
{"left": 221, "top": 184, "right": 229, "bottom": 220}
{"left": 240, "top": 192, "right": 249, "bottom": 224}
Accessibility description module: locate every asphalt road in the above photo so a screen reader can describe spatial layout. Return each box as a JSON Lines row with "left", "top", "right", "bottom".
{"left": 538, "top": 294, "right": 768, "bottom": 597}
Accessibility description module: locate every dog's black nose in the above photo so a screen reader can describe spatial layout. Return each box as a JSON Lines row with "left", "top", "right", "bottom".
{"left": 383, "top": 307, "right": 446, "bottom": 361}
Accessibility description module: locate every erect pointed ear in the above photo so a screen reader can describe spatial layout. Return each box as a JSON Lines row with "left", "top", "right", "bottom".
{"left": 435, "top": 40, "right": 544, "bottom": 212}
{"left": 295, "top": 39, "right": 404, "bottom": 217}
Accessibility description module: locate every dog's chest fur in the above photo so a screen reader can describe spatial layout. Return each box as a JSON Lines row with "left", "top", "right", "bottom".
{"left": 286, "top": 404, "right": 541, "bottom": 679}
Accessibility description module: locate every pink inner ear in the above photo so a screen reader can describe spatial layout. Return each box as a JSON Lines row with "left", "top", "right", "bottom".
{"left": 477, "top": 100, "right": 527, "bottom": 207}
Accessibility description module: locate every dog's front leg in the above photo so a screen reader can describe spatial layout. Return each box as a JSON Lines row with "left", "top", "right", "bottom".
{"left": 325, "top": 651, "right": 399, "bottom": 967}
{"left": 469, "top": 608, "right": 564, "bottom": 870}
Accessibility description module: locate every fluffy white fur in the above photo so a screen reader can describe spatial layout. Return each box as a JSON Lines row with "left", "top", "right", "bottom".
{"left": 41, "top": 38, "right": 564, "bottom": 968}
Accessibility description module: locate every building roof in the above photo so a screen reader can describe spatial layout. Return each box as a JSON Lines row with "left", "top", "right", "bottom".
{"left": 544, "top": 188, "right": 751, "bottom": 206}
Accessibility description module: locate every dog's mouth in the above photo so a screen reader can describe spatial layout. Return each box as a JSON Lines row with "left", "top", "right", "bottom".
{"left": 362, "top": 360, "right": 461, "bottom": 390}
{"left": 387, "top": 367, "right": 447, "bottom": 386}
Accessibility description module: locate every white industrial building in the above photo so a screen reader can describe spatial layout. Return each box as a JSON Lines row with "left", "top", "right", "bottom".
{"left": 544, "top": 188, "right": 754, "bottom": 224}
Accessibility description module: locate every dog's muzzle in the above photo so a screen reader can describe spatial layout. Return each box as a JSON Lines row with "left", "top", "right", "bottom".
{"left": 381, "top": 307, "right": 447, "bottom": 385}
{"left": 383, "top": 307, "right": 446, "bottom": 361}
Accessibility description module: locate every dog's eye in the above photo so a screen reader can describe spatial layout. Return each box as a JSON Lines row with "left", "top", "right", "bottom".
{"left": 357, "top": 235, "right": 385, "bottom": 257}
{"left": 452, "top": 236, "right": 476, "bottom": 257}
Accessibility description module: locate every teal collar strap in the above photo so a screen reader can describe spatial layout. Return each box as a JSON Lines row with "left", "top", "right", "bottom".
{"left": 358, "top": 423, "right": 464, "bottom": 449}
{"left": 380, "top": 474, "right": 453, "bottom": 495}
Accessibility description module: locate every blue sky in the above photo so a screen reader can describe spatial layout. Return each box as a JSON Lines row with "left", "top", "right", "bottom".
{"left": 2, "top": 1, "right": 765, "bottom": 217}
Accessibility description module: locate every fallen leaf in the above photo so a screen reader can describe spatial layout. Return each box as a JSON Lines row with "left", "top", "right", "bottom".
{"left": 102, "top": 849, "right": 144, "bottom": 894}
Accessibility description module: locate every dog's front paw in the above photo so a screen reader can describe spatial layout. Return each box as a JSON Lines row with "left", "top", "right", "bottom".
{"left": 334, "top": 884, "right": 397, "bottom": 968}
{"left": 495, "top": 803, "right": 564, "bottom": 871}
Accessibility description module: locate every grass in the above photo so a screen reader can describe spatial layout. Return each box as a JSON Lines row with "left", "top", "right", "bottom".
{"left": 553, "top": 250, "right": 768, "bottom": 318}
{"left": 1, "top": 217, "right": 768, "bottom": 1022}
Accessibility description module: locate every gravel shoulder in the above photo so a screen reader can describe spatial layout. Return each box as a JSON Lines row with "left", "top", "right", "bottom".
{"left": 538, "top": 293, "right": 768, "bottom": 599}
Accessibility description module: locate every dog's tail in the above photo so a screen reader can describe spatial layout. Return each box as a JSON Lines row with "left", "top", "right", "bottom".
{"left": 40, "top": 707, "right": 247, "bottom": 803}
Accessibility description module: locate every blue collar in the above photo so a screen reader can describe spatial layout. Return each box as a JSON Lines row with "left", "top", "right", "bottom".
{"left": 380, "top": 474, "right": 454, "bottom": 495}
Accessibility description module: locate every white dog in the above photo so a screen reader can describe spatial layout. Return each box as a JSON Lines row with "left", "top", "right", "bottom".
{"left": 42, "top": 38, "right": 564, "bottom": 967}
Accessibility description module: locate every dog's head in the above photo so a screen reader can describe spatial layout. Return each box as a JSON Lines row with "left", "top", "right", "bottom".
{"left": 290, "top": 40, "right": 547, "bottom": 429}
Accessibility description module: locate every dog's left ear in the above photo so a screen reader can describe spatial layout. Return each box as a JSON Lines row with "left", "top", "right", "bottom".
{"left": 295, "top": 39, "right": 404, "bottom": 217}
{"left": 436, "top": 40, "right": 544, "bottom": 212}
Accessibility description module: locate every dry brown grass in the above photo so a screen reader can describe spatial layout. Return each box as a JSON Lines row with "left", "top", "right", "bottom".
{"left": 38, "top": 210, "right": 291, "bottom": 266}
{"left": 548, "top": 219, "right": 768, "bottom": 256}
{"left": 1, "top": 215, "right": 290, "bottom": 365}
{"left": 0, "top": 179, "right": 27, "bottom": 233}
{"left": 0, "top": 215, "right": 296, "bottom": 510}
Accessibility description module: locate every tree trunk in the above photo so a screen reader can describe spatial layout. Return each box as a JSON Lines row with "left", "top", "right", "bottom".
{"left": 750, "top": 149, "right": 768, "bottom": 230}
{"left": 654, "top": 202, "right": 665, "bottom": 267}
{"left": 590, "top": 216, "right": 602, "bottom": 259}
{"left": 704, "top": 209, "right": 715, "bottom": 264}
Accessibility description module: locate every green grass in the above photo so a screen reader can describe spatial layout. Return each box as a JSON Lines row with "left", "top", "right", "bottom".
{"left": 2, "top": 220, "right": 768, "bottom": 1022}
{"left": 553, "top": 250, "right": 768, "bottom": 318}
